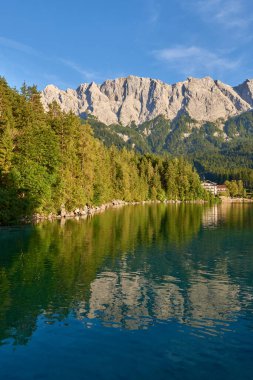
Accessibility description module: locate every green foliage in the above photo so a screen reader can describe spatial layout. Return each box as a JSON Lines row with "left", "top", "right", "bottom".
{"left": 87, "top": 112, "right": 253, "bottom": 191}
{"left": 86, "top": 118, "right": 150, "bottom": 153}
{"left": 0, "top": 79, "right": 210, "bottom": 223}
{"left": 224, "top": 111, "right": 253, "bottom": 138}
{"left": 225, "top": 180, "right": 246, "bottom": 197}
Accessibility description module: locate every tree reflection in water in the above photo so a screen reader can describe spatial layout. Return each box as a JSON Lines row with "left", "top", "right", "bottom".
{"left": 0, "top": 203, "right": 253, "bottom": 344}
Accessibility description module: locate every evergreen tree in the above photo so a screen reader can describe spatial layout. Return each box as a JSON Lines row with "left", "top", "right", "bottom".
{"left": 0, "top": 79, "right": 213, "bottom": 224}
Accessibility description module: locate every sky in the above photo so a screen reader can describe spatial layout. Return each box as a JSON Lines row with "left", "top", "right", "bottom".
{"left": 0, "top": 0, "right": 252, "bottom": 89}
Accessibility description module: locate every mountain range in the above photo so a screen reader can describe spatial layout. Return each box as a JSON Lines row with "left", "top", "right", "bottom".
{"left": 41, "top": 76, "right": 253, "bottom": 126}
{"left": 41, "top": 75, "right": 253, "bottom": 187}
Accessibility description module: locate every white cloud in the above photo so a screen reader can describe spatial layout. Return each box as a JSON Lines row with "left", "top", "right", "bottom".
{"left": 59, "top": 59, "right": 100, "bottom": 82}
{"left": 147, "top": 0, "right": 160, "bottom": 25}
{"left": 0, "top": 36, "right": 40, "bottom": 56}
{"left": 188, "top": 0, "right": 252, "bottom": 30}
{"left": 154, "top": 45, "right": 240, "bottom": 77}
{"left": 0, "top": 36, "right": 101, "bottom": 84}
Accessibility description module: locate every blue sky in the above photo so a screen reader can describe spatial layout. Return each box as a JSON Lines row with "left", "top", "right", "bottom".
{"left": 0, "top": 0, "right": 252, "bottom": 89}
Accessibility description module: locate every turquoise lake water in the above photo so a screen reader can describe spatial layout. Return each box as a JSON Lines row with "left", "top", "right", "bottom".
{"left": 0, "top": 203, "right": 253, "bottom": 379}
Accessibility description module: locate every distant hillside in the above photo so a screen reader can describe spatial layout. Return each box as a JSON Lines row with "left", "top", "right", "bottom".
{"left": 86, "top": 111, "right": 253, "bottom": 188}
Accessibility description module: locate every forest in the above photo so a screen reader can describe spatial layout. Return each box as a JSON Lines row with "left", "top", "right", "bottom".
{"left": 0, "top": 78, "right": 210, "bottom": 224}
{"left": 88, "top": 112, "right": 253, "bottom": 188}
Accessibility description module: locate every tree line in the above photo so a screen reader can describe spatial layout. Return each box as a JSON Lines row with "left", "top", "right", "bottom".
{"left": 0, "top": 78, "right": 211, "bottom": 223}
{"left": 88, "top": 114, "right": 253, "bottom": 189}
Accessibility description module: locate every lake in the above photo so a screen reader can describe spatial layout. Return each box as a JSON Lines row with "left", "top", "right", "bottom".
{"left": 0, "top": 203, "right": 253, "bottom": 379}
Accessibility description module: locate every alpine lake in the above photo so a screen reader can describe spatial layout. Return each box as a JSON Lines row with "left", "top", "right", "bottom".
{"left": 0, "top": 203, "right": 253, "bottom": 380}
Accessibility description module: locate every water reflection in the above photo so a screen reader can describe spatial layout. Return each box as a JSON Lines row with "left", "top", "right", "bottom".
{"left": 0, "top": 203, "right": 253, "bottom": 344}
{"left": 85, "top": 267, "right": 241, "bottom": 332}
{"left": 202, "top": 202, "right": 253, "bottom": 229}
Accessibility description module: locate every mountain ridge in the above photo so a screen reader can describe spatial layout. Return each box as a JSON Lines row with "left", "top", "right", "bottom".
{"left": 41, "top": 75, "right": 253, "bottom": 126}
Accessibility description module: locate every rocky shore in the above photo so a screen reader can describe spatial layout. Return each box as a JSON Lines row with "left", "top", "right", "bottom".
{"left": 220, "top": 196, "right": 253, "bottom": 203}
{"left": 28, "top": 199, "right": 208, "bottom": 223}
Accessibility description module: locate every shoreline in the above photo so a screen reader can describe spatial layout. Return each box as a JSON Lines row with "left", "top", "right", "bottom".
{"left": 27, "top": 199, "right": 208, "bottom": 224}
{"left": 2, "top": 197, "right": 252, "bottom": 226}
{"left": 220, "top": 196, "right": 253, "bottom": 203}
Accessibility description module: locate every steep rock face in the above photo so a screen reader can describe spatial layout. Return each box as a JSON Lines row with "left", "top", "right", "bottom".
{"left": 234, "top": 79, "right": 253, "bottom": 107}
{"left": 41, "top": 76, "right": 253, "bottom": 125}
{"left": 42, "top": 84, "right": 79, "bottom": 113}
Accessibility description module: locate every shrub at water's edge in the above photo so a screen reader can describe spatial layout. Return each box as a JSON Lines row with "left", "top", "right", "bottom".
{"left": 0, "top": 78, "right": 213, "bottom": 224}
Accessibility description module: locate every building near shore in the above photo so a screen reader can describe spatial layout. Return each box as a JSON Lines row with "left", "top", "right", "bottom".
{"left": 217, "top": 184, "right": 228, "bottom": 194}
{"left": 201, "top": 180, "right": 217, "bottom": 195}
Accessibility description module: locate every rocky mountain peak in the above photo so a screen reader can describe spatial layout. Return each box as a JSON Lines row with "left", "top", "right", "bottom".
{"left": 41, "top": 76, "right": 253, "bottom": 125}
{"left": 234, "top": 79, "right": 253, "bottom": 107}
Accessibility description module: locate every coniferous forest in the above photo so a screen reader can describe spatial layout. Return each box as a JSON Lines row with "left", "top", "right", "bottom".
{"left": 0, "top": 78, "right": 211, "bottom": 224}
{"left": 88, "top": 113, "right": 253, "bottom": 188}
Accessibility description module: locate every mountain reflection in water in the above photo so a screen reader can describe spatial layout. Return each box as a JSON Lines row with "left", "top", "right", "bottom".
{"left": 0, "top": 203, "right": 253, "bottom": 345}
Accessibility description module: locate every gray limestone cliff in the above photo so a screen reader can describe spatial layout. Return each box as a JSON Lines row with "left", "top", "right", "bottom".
{"left": 234, "top": 79, "right": 253, "bottom": 108}
{"left": 41, "top": 76, "right": 253, "bottom": 126}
